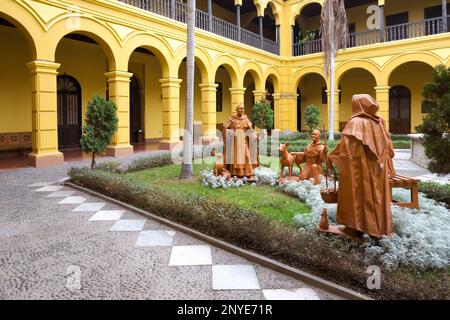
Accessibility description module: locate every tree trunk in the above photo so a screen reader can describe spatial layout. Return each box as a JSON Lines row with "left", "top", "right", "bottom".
{"left": 180, "top": 0, "right": 195, "bottom": 179}
{"left": 91, "top": 152, "right": 96, "bottom": 170}
{"left": 329, "top": 47, "right": 335, "bottom": 141}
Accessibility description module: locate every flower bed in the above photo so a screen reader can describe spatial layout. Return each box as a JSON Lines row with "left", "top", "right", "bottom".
{"left": 68, "top": 155, "right": 449, "bottom": 300}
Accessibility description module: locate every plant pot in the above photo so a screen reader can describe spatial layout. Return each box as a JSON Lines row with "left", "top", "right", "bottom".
{"left": 320, "top": 188, "right": 339, "bottom": 204}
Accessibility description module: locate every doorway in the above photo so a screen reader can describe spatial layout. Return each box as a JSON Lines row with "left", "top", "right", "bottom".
{"left": 389, "top": 86, "right": 411, "bottom": 134}
{"left": 57, "top": 75, "right": 82, "bottom": 149}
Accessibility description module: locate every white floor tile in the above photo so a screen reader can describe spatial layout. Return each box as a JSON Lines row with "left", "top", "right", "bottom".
{"left": 47, "top": 191, "right": 75, "bottom": 198}
{"left": 35, "top": 185, "right": 63, "bottom": 192}
{"left": 263, "top": 288, "right": 320, "bottom": 300}
{"left": 169, "top": 245, "right": 212, "bottom": 266}
{"left": 135, "top": 231, "right": 174, "bottom": 247}
{"left": 165, "top": 231, "right": 176, "bottom": 237}
{"left": 59, "top": 196, "right": 87, "bottom": 204}
{"left": 212, "top": 265, "right": 260, "bottom": 290}
{"left": 72, "top": 202, "right": 105, "bottom": 212}
{"left": 89, "top": 210, "right": 125, "bottom": 221}
{"left": 28, "top": 182, "right": 55, "bottom": 187}
{"left": 110, "top": 219, "right": 146, "bottom": 232}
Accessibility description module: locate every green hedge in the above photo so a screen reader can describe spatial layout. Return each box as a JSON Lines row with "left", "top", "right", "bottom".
{"left": 419, "top": 182, "right": 450, "bottom": 207}
{"left": 68, "top": 165, "right": 449, "bottom": 300}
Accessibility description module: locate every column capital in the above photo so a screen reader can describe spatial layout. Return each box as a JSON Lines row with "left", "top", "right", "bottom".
{"left": 199, "top": 83, "right": 219, "bottom": 91}
{"left": 229, "top": 87, "right": 246, "bottom": 94}
{"left": 159, "top": 78, "right": 183, "bottom": 87}
{"left": 325, "top": 89, "right": 341, "bottom": 95}
{"left": 105, "top": 70, "right": 133, "bottom": 81}
{"left": 273, "top": 92, "right": 298, "bottom": 99}
{"left": 234, "top": 0, "right": 242, "bottom": 6}
{"left": 27, "top": 60, "right": 60, "bottom": 74}
{"left": 375, "top": 85, "right": 391, "bottom": 92}
{"left": 253, "top": 89, "right": 267, "bottom": 95}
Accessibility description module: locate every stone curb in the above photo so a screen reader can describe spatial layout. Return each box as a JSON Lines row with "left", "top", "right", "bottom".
{"left": 65, "top": 181, "right": 372, "bottom": 301}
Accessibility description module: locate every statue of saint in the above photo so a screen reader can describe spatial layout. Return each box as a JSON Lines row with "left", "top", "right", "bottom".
{"left": 327, "top": 94, "right": 394, "bottom": 238}
{"left": 298, "top": 129, "right": 328, "bottom": 185}
{"left": 224, "top": 104, "right": 258, "bottom": 178}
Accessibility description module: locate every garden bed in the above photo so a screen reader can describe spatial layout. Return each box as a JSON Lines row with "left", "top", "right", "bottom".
{"left": 68, "top": 154, "right": 449, "bottom": 300}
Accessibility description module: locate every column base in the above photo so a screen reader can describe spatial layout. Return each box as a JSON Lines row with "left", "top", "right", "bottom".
{"left": 106, "top": 145, "right": 134, "bottom": 157}
{"left": 28, "top": 152, "right": 64, "bottom": 168}
{"left": 159, "top": 139, "right": 181, "bottom": 150}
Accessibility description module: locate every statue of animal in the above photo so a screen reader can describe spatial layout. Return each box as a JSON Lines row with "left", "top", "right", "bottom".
{"left": 279, "top": 143, "right": 304, "bottom": 179}
{"left": 211, "top": 149, "right": 230, "bottom": 179}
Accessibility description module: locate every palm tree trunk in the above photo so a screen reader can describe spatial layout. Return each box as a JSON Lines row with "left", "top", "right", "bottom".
{"left": 180, "top": 0, "right": 195, "bottom": 179}
{"left": 329, "top": 47, "right": 335, "bottom": 141}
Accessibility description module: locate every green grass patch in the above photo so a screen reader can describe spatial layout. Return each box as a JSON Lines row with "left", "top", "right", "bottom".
{"left": 126, "top": 162, "right": 309, "bottom": 226}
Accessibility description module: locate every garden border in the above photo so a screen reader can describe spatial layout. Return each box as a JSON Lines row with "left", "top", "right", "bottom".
{"left": 65, "top": 181, "right": 372, "bottom": 301}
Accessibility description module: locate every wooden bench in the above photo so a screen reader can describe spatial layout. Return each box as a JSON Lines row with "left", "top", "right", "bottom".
{"left": 389, "top": 174, "right": 419, "bottom": 209}
{"left": 0, "top": 132, "right": 32, "bottom": 155}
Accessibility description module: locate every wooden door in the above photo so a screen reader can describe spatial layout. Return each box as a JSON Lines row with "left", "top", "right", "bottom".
{"left": 57, "top": 75, "right": 82, "bottom": 149}
{"left": 389, "top": 86, "right": 411, "bottom": 134}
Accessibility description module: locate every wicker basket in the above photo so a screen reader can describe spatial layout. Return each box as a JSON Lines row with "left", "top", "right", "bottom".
{"left": 320, "top": 188, "right": 339, "bottom": 203}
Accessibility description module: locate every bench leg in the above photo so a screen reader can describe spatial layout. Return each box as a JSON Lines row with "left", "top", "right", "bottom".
{"left": 411, "top": 185, "right": 419, "bottom": 209}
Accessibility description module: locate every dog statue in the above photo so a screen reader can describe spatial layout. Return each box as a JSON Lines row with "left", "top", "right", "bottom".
{"left": 211, "top": 149, "right": 231, "bottom": 180}
{"left": 279, "top": 143, "right": 304, "bottom": 180}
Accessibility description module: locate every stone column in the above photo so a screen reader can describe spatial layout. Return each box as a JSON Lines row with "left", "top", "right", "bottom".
{"left": 171, "top": 0, "right": 176, "bottom": 20}
{"left": 27, "top": 60, "right": 64, "bottom": 167}
{"left": 253, "top": 89, "right": 267, "bottom": 102}
{"left": 229, "top": 87, "right": 246, "bottom": 115}
{"left": 159, "top": 78, "right": 182, "bottom": 150}
{"left": 273, "top": 93, "right": 298, "bottom": 131}
{"left": 380, "top": 5, "right": 385, "bottom": 42}
{"left": 375, "top": 85, "right": 391, "bottom": 131}
{"left": 208, "top": 0, "right": 213, "bottom": 31}
{"left": 443, "top": 0, "right": 448, "bottom": 33}
{"left": 105, "top": 71, "right": 134, "bottom": 157}
{"left": 259, "top": 16, "right": 264, "bottom": 49}
{"left": 199, "top": 83, "right": 218, "bottom": 144}
{"left": 326, "top": 89, "right": 340, "bottom": 133}
{"left": 236, "top": 4, "right": 241, "bottom": 42}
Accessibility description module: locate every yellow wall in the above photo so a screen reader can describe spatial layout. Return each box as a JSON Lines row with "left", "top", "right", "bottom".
{"left": 389, "top": 62, "right": 434, "bottom": 132}
{"left": 0, "top": 26, "right": 32, "bottom": 133}
{"left": 339, "top": 68, "right": 377, "bottom": 122}
{"left": 298, "top": 74, "right": 327, "bottom": 130}
{"left": 56, "top": 38, "right": 108, "bottom": 121}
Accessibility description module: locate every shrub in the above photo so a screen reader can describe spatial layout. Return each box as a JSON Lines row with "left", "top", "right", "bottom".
{"left": 419, "top": 181, "right": 450, "bottom": 207}
{"left": 80, "top": 95, "right": 118, "bottom": 169}
{"left": 416, "top": 65, "right": 450, "bottom": 175}
{"left": 304, "top": 105, "right": 321, "bottom": 132}
{"left": 125, "top": 153, "right": 173, "bottom": 173}
{"left": 252, "top": 97, "right": 274, "bottom": 130}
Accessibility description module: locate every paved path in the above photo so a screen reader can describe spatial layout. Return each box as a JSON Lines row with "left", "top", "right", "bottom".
{"left": 393, "top": 150, "right": 450, "bottom": 184}
{"left": 0, "top": 151, "right": 339, "bottom": 300}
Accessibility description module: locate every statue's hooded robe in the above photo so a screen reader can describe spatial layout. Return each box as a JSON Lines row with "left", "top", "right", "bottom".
{"left": 328, "top": 94, "right": 395, "bottom": 238}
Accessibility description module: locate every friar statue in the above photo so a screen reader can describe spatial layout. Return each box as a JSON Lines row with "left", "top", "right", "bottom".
{"left": 224, "top": 103, "right": 258, "bottom": 178}
{"left": 327, "top": 94, "right": 395, "bottom": 238}
{"left": 298, "top": 129, "right": 329, "bottom": 185}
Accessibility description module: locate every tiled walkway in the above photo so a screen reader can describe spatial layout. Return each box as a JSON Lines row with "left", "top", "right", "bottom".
{"left": 0, "top": 155, "right": 339, "bottom": 300}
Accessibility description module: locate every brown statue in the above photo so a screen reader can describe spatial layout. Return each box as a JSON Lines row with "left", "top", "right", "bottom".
{"left": 279, "top": 143, "right": 304, "bottom": 180}
{"left": 211, "top": 149, "right": 231, "bottom": 180}
{"left": 298, "top": 129, "right": 328, "bottom": 185}
{"left": 224, "top": 103, "right": 258, "bottom": 179}
{"left": 327, "top": 94, "right": 394, "bottom": 238}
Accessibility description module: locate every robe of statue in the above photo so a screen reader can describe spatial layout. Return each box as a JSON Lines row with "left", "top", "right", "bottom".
{"left": 328, "top": 94, "right": 394, "bottom": 238}
{"left": 298, "top": 143, "right": 327, "bottom": 183}
{"left": 225, "top": 114, "right": 258, "bottom": 177}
